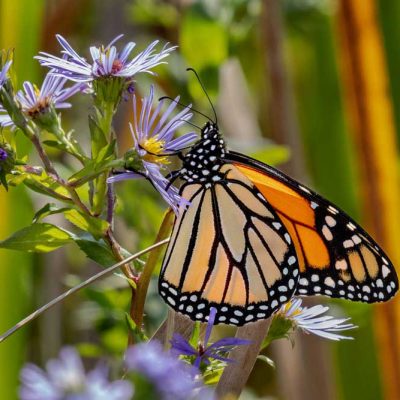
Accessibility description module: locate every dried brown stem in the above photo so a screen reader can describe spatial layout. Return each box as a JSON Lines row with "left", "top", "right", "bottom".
{"left": 216, "top": 319, "right": 271, "bottom": 398}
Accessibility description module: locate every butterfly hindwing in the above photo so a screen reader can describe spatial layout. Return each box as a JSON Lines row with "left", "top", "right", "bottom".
{"left": 159, "top": 164, "right": 300, "bottom": 326}
{"left": 228, "top": 151, "right": 399, "bottom": 303}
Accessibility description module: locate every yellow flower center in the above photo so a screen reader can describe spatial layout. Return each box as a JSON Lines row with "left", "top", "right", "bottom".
{"left": 280, "top": 300, "right": 301, "bottom": 317}
{"left": 141, "top": 136, "right": 170, "bottom": 165}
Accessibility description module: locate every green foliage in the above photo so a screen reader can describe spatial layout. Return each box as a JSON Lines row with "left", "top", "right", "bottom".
{"left": 125, "top": 313, "right": 148, "bottom": 343}
{"left": 181, "top": 8, "right": 228, "bottom": 70}
{"left": 75, "top": 236, "right": 118, "bottom": 267}
{"left": 0, "top": 223, "right": 73, "bottom": 252}
{"left": 64, "top": 209, "right": 109, "bottom": 239}
{"left": 261, "top": 315, "right": 294, "bottom": 350}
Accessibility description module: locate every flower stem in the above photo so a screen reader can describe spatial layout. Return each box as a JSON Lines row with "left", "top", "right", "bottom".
{"left": 92, "top": 102, "right": 116, "bottom": 215}
{"left": 51, "top": 118, "right": 86, "bottom": 164}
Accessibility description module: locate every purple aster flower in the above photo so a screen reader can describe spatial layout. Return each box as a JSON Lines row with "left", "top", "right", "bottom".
{"left": 278, "top": 298, "right": 357, "bottom": 341}
{"left": 0, "top": 73, "right": 82, "bottom": 128}
{"left": 0, "top": 59, "right": 11, "bottom": 87}
{"left": 36, "top": 34, "right": 176, "bottom": 83}
{"left": 125, "top": 341, "right": 201, "bottom": 400}
{"left": 171, "top": 307, "right": 251, "bottom": 368}
{"left": 19, "top": 347, "right": 134, "bottom": 400}
{"left": 0, "top": 147, "right": 7, "bottom": 161}
{"left": 0, "top": 110, "right": 13, "bottom": 127}
{"left": 16, "top": 73, "right": 82, "bottom": 116}
{"left": 107, "top": 86, "right": 197, "bottom": 213}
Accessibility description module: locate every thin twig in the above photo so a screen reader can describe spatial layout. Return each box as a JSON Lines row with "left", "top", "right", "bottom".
{"left": 0, "top": 238, "right": 170, "bottom": 344}
{"left": 106, "top": 182, "right": 115, "bottom": 229}
{"left": 30, "top": 133, "right": 59, "bottom": 178}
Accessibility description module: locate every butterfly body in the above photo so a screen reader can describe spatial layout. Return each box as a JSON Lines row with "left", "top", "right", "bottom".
{"left": 159, "top": 122, "right": 398, "bottom": 326}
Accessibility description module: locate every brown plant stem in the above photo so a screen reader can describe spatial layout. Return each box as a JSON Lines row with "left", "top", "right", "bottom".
{"left": 130, "top": 209, "right": 174, "bottom": 333}
{"left": 215, "top": 319, "right": 271, "bottom": 398}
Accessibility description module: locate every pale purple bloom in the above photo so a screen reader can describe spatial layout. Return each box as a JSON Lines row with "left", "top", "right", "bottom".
{"left": 0, "top": 61, "right": 13, "bottom": 127}
{"left": 0, "top": 111, "right": 12, "bottom": 127}
{"left": 16, "top": 73, "right": 83, "bottom": 113}
{"left": 0, "top": 73, "right": 82, "bottom": 127}
{"left": 36, "top": 34, "right": 175, "bottom": 83}
{"left": 19, "top": 347, "right": 133, "bottom": 400}
{"left": 0, "top": 60, "right": 11, "bottom": 87}
{"left": 171, "top": 307, "right": 251, "bottom": 368}
{"left": 108, "top": 86, "right": 197, "bottom": 213}
{"left": 0, "top": 148, "right": 7, "bottom": 161}
{"left": 126, "top": 341, "right": 199, "bottom": 400}
{"left": 279, "top": 298, "right": 357, "bottom": 341}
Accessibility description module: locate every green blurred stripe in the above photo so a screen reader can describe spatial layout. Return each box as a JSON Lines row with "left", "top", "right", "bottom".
{"left": 0, "top": 1, "right": 44, "bottom": 398}
{"left": 286, "top": 9, "right": 382, "bottom": 400}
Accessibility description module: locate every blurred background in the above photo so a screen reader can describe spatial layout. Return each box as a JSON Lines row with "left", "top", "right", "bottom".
{"left": 1, "top": 0, "right": 400, "bottom": 399}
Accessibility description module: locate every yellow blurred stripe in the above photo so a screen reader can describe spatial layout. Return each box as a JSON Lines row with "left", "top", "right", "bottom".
{"left": 337, "top": 1, "right": 400, "bottom": 399}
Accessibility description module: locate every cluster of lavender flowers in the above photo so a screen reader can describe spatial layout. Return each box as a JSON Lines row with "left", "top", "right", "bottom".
{"left": 0, "top": 34, "right": 356, "bottom": 399}
{"left": 19, "top": 302, "right": 354, "bottom": 399}
{"left": 0, "top": 35, "right": 195, "bottom": 210}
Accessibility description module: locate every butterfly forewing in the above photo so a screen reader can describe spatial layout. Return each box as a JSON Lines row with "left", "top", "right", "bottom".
{"left": 159, "top": 164, "right": 300, "bottom": 326}
{"left": 228, "top": 151, "right": 399, "bottom": 303}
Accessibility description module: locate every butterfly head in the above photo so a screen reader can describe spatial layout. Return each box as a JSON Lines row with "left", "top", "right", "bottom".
{"left": 180, "top": 122, "right": 226, "bottom": 184}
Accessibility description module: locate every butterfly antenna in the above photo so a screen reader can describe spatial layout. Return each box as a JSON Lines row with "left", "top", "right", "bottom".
{"left": 186, "top": 67, "right": 218, "bottom": 124}
{"left": 159, "top": 96, "right": 213, "bottom": 123}
{"left": 177, "top": 118, "right": 202, "bottom": 131}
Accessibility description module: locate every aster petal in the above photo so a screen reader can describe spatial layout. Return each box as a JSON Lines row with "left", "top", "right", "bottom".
{"left": 204, "top": 307, "right": 217, "bottom": 346}
{"left": 0, "top": 113, "right": 13, "bottom": 127}
{"left": 120, "top": 41, "right": 176, "bottom": 77}
{"left": 54, "top": 81, "right": 85, "bottom": 106}
{"left": 206, "top": 337, "right": 252, "bottom": 352}
{"left": 119, "top": 42, "right": 136, "bottom": 63}
{"left": 0, "top": 60, "right": 12, "bottom": 86}
{"left": 56, "top": 34, "right": 89, "bottom": 67}
{"left": 36, "top": 53, "right": 93, "bottom": 81}
{"left": 279, "top": 298, "right": 357, "bottom": 341}
{"left": 144, "top": 161, "right": 186, "bottom": 214}
{"left": 107, "top": 171, "right": 143, "bottom": 183}
{"left": 165, "top": 132, "right": 197, "bottom": 152}
{"left": 21, "top": 82, "right": 37, "bottom": 107}
{"left": 106, "top": 34, "right": 124, "bottom": 50}
{"left": 170, "top": 334, "right": 198, "bottom": 357}
{"left": 153, "top": 96, "right": 180, "bottom": 136}
{"left": 19, "top": 364, "right": 59, "bottom": 400}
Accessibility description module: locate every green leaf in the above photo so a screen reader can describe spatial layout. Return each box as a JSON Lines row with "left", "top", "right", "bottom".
{"left": 203, "top": 364, "right": 224, "bottom": 385}
{"left": 75, "top": 237, "right": 117, "bottom": 266}
{"left": 125, "top": 313, "right": 148, "bottom": 342}
{"left": 0, "top": 223, "right": 73, "bottom": 252}
{"left": 64, "top": 209, "right": 109, "bottom": 239}
{"left": 8, "top": 167, "right": 71, "bottom": 201}
{"left": 89, "top": 113, "right": 107, "bottom": 159}
{"left": 256, "top": 355, "right": 276, "bottom": 369}
{"left": 68, "top": 155, "right": 119, "bottom": 187}
{"left": 32, "top": 203, "right": 70, "bottom": 223}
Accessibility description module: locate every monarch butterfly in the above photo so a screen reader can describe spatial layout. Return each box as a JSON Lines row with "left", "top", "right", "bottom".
{"left": 158, "top": 85, "right": 398, "bottom": 327}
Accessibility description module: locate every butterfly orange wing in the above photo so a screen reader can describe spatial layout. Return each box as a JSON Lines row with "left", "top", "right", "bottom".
{"left": 159, "top": 164, "right": 300, "bottom": 325}
{"left": 228, "top": 151, "right": 398, "bottom": 302}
